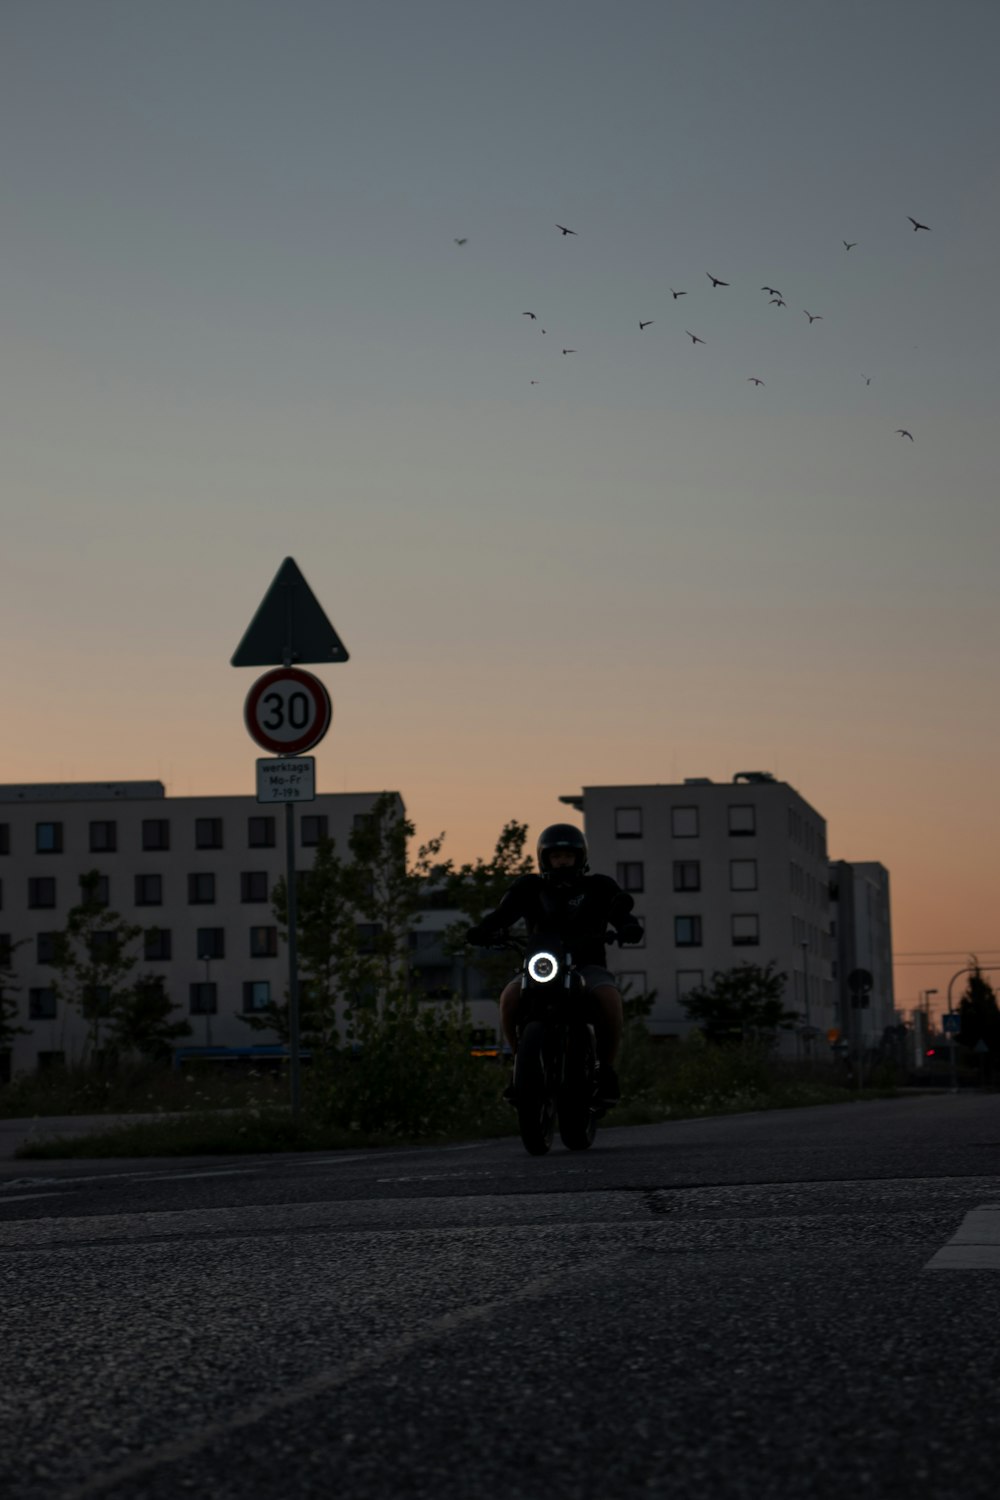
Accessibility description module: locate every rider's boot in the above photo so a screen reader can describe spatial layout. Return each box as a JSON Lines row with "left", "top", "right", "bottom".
{"left": 594, "top": 1059, "right": 620, "bottom": 1110}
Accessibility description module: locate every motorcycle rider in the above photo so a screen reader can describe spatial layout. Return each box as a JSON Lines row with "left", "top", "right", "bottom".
{"left": 465, "top": 823, "right": 644, "bottom": 1107}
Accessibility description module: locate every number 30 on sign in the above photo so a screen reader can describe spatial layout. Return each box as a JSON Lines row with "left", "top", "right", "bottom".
{"left": 244, "top": 667, "right": 332, "bottom": 755}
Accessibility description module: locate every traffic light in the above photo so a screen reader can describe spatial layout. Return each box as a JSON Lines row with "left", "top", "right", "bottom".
{"left": 925, "top": 1048, "right": 936, "bottom": 1058}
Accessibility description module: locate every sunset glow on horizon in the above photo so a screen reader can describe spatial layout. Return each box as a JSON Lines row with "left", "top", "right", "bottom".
{"left": 2, "top": 1, "right": 998, "bottom": 1023}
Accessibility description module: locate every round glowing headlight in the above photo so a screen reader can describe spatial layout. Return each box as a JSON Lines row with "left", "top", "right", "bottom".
{"left": 527, "top": 951, "right": 559, "bottom": 983}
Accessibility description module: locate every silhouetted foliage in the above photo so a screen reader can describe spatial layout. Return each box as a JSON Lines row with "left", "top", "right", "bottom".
{"left": 681, "top": 960, "right": 795, "bottom": 1045}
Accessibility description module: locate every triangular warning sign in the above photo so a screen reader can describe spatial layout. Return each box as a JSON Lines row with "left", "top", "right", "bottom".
{"left": 231, "top": 558, "right": 350, "bottom": 667}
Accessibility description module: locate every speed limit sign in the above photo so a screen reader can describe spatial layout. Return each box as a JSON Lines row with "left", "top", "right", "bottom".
{"left": 244, "top": 667, "right": 332, "bottom": 755}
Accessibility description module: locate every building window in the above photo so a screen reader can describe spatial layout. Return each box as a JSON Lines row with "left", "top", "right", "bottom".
{"left": 29, "top": 987, "right": 58, "bottom": 1020}
{"left": 0, "top": 934, "right": 11, "bottom": 965}
{"left": 89, "top": 820, "right": 117, "bottom": 853}
{"left": 36, "top": 822, "right": 64, "bottom": 854}
{"left": 616, "top": 862, "right": 644, "bottom": 893}
{"left": 28, "top": 877, "right": 57, "bottom": 910}
{"left": 676, "top": 969, "right": 704, "bottom": 1003}
{"left": 195, "top": 817, "right": 224, "bottom": 850}
{"left": 36, "top": 932, "right": 59, "bottom": 965}
{"left": 144, "top": 928, "right": 172, "bottom": 961}
{"left": 80, "top": 873, "right": 110, "bottom": 907}
{"left": 240, "top": 871, "right": 270, "bottom": 904}
{"left": 0, "top": 879, "right": 3, "bottom": 910}
{"left": 301, "top": 815, "right": 329, "bottom": 846}
{"left": 0, "top": 825, "right": 9, "bottom": 855}
{"left": 730, "top": 860, "right": 758, "bottom": 892}
{"left": 674, "top": 915, "right": 703, "bottom": 947}
{"left": 250, "top": 925, "right": 279, "bottom": 958}
{"left": 248, "top": 816, "right": 276, "bottom": 849}
{"left": 732, "top": 913, "right": 760, "bottom": 947}
{"left": 728, "top": 805, "right": 756, "bottom": 836}
{"left": 616, "top": 970, "right": 648, "bottom": 997}
{"left": 243, "top": 980, "right": 271, "bottom": 1013}
{"left": 615, "top": 807, "right": 643, "bottom": 839}
{"left": 196, "top": 928, "right": 225, "bottom": 961}
{"left": 189, "top": 982, "right": 217, "bottom": 1016}
{"left": 673, "top": 860, "right": 700, "bottom": 893}
{"left": 671, "top": 806, "right": 699, "bottom": 838}
{"left": 135, "top": 873, "right": 163, "bottom": 907}
{"left": 142, "top": 819, "right": 170, "bottom": 852}
{"left": 187, "top": 873, "right": 216, "bottom": 905}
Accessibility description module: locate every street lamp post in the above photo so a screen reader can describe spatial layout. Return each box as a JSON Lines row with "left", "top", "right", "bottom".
{"left": 801, "top": 940, "right": 812, "bottom": 1060}
{"left": 200, "top": 951, "right": 213, "bottom": 1047}
{"left": 919, "top": 989, "right": 938, "bottom": 1072}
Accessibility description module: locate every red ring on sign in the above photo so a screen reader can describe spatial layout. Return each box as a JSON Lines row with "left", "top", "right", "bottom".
{"left": 244, "top": 668, "right": 332, "bottom": 755}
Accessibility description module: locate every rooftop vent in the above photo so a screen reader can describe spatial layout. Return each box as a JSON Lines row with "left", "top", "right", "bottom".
{"left": 733, "top": 771, "right": 776, "bottom": 784}
{"left": 684, "top": 778, "right": 713, "bottom": 785}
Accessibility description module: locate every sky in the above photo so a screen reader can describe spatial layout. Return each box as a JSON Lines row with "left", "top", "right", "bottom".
{"left": 2, "top": 0, "right": 998, "bottom": 1021}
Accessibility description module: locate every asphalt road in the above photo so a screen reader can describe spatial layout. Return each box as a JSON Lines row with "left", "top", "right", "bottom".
{"left": 2, "top": 1095, "right": 999, "bottom": 1500}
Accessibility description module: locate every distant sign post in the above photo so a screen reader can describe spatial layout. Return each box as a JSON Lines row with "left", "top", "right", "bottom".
{"left": 847, "top": 969, "right": 873, "bottom": 1093}
{"left": 232, "top": 559, "right": 349, "bottom": 1119}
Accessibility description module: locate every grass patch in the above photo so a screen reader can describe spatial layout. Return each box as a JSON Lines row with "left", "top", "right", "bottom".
{"left": 12, "top": 1031, "right": 900, "bottom": 1159}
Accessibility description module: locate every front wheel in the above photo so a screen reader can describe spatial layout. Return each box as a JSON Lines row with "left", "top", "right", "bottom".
{"left": 514, "top": 1022, "right": 556, "bottom": 1156}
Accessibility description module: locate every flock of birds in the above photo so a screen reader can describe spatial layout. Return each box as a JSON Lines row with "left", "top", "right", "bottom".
{"left": 454, "top": 217, "right": 933, "bottom": 440}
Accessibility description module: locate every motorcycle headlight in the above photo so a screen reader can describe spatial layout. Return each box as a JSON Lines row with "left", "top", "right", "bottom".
{"left": 527, "top": 951, "right": 559, "bottom": 984}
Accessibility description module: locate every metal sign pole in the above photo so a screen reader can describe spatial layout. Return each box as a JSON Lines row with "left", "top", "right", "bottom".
{"left": 282, "top": 637, "right": 302, "bottom": 1123}
{"left": 285, "top": 797, "right": 301, "bottom": 1120}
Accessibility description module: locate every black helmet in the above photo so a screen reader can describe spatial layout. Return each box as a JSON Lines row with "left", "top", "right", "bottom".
{"left": 537, "top": 823, "right": 589, "bottom": 879}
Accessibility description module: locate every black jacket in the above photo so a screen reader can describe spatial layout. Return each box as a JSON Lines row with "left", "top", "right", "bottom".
{"left": 475, "top": 872, "right": 636, "bottom": 968}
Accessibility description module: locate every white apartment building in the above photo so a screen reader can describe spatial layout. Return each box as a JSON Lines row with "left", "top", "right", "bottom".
{"left": 560, "top": 773, "right": 836, "bottom": 1046}
{"left": 0, "top": 782, "right": 397, "bottom": 1077}
{"left": 829, "top": 860, "right": 895, "bottom": 1046}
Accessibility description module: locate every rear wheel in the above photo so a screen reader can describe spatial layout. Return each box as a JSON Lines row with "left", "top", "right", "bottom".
{"left": 558, "top": 1023, "right": 598, "bottom": 1151}
{"left": 515, "top": 1022, "right": 556, "bottom": 1156}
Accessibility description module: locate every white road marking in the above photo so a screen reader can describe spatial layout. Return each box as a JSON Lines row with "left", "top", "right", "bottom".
{"left": 0, "top": 1191, "right": 73, "bottom": 1203}
{"left": 924, "top": 1204, "right": 1000, "bottom": 1270}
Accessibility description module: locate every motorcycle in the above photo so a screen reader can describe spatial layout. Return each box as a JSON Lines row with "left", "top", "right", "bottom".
{"left": 487, "top": 932, "right": 617, "bottom": 1156}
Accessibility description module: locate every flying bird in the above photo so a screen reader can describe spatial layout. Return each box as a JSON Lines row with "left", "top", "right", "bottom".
{"left": 685, "top": 331, "right": 705, "bottom": 344}
{"left": 562, "top": 348, "right": 576, "bottom": 355}
{"left": 907, "top": 217, "right": 930, "bottom": 231}
{"left": 804, "top": 310, "right": 823, "bottom": 323}
{"left": 639, "top": 320, "right": 654, "bottom": 330}
{"left": 556, "top": 224, "right": 577, "bottom": 235}
{"left": 453, "top": 238, "right": 467, "bottom": 246}
{"left": 896, "top": 429, "right": 914, "bottom": 440}
{"left": 707, "top": 273, "right": 729, "bottom": 287}
{"left": 761, "top": 287, "right": 782, "bottom": 296}
{"left": 863, "top": 374, "right": 871, "bottom": 385}
{"left": 523, "top": 311, "right": 537, "bottom": 319}
{"left": 748, "top": 377, "right": 765, "bottom": 386}
{"left": 530, "top": 380, "right": 539, "bottom": 384}
{"left": 770, "top": 298, "right": 787, "bottom": 307}
{"left": 843, "top": 241, "right": 857, "bottom": 251}
{"left": 670, "top": 288, "right": 687, "bottom": 299}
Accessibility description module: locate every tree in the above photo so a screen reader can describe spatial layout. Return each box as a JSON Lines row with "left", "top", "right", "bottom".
{"left": 0, "top": 934, "right": 29, "bottom": 1060}
{"left": 443, "top": 820, "right": 535, "bottom": 999}
{"left": 244, "top": 836, "right": 362, "bottom": 1048}
{"left": 244, "top": 793, "right": 450, "bottom": 1049}
{"left": 346, "top": 793, "right": 447, "bottom": 1006}
{"left": 112, "top": 975, "right": 192, "bottom": 1065}
{"left": 52, "top": 870, "right": 144, "bottom": 1062}
{"left": 957, "top": 960, "right": 1000, "bottom": 1055}
{"left": 680, "top": 961, "right": 794, "bottom": 1045}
